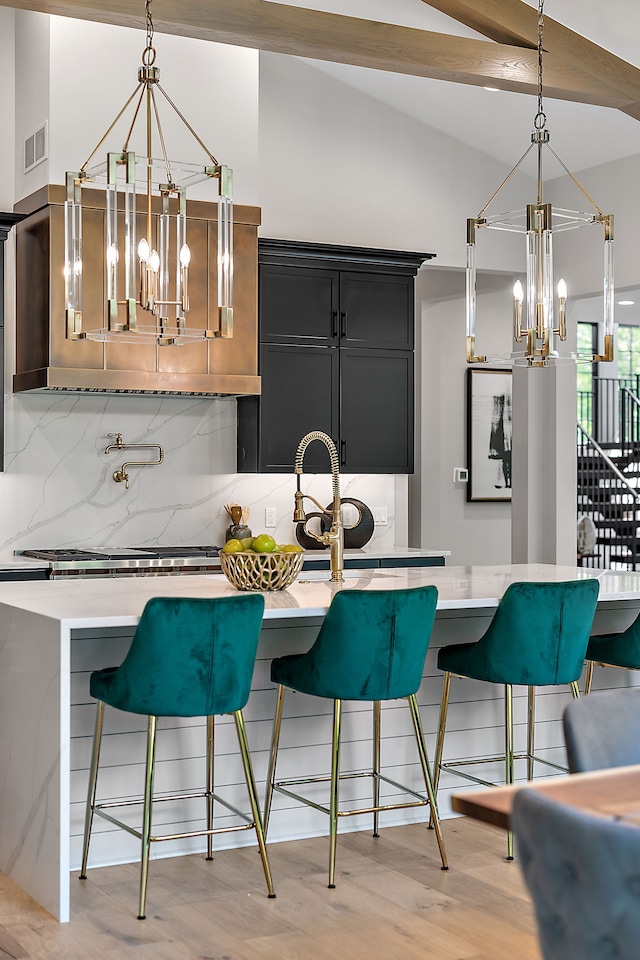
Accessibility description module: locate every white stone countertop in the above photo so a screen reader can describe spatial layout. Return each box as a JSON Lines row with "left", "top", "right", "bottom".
{"left": 0, "top": 563, "right": 634, "bottom": 630}
{"left": 303, "top": 546, "right": 450, "bottom": 560}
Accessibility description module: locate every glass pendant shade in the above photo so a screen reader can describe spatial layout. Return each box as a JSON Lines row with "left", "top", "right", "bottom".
{"left": 465, "top": 0, "right": 615, "bottom": 368}
{"left": 63, "top": 1, "right": 234, "bottom": 347}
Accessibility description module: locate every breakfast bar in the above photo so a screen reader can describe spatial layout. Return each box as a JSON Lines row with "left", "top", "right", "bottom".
{"left": 1, "top": 562, "right": 639, "bottom": 921}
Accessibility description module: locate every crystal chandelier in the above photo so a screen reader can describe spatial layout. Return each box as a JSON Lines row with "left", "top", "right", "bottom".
{"left": 465, "top": 0, "right": 614, "bottom": 367}
{"left": 64, "top": 0, "right": 233, "bottom": 346}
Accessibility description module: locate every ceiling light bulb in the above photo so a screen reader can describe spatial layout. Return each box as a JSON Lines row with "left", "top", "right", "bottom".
{"left": 179, "top": 243, "right": 191, "bottom": 267}
{"left": 149, "top": 249, "right": 160, "bottom": 273}
{"left": 106, "top": 243, "right": 119, "bottom": 266}
{"left": 138, "top": 238, "right": 150, "bottom": 262}
{"left": 513, "top": 280, "right": 524, "bottom": 303}
{"left": 557, "top": 278, "right": 567, "bottom": 301}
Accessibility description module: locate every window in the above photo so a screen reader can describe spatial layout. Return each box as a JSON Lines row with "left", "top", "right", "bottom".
{"left": 577, "top": 322, "right": 596, "bottom": 434}
{"left": 617, "top": 324, "right": 640, "bottom": 380}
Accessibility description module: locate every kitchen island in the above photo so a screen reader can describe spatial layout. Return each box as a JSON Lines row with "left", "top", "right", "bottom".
{"left": 0, "top": 562, "right": 638, "bottom": 921}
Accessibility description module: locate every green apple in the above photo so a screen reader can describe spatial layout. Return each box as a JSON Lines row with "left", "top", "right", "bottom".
{"left": 252, "top": 533, "right": 277, "bottom": 553}
{"left": 222, "top": 538, "right": 243, "bottom": 554}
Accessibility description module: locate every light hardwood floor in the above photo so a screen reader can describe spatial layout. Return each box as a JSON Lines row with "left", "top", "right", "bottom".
{"left": 0, "top": 819, "right": 542, "bottom": 959}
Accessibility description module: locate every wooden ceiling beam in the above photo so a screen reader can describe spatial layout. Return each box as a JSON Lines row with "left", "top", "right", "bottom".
{"left": 4, "top": 0, "right": 640, "bottom": 117}
{"left": 421, "top": 0, "right": 640, "bottom": 109}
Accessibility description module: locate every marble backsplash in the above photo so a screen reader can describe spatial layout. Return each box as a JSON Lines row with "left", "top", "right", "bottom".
{"left": 0, "top": 391, "right": 400, "bottom": 553}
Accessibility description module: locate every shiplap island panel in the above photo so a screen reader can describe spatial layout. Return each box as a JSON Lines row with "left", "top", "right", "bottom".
{"left": 0, "top": 563, "right": 638, "bottom": 921}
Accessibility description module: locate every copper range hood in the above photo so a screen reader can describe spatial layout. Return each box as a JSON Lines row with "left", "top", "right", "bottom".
{"left": 12, "top": 185, "right": 261, "bottom": 396}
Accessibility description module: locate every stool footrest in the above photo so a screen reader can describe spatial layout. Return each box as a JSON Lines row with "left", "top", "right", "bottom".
{"left": 441, "top": 752, "right": 568, "bottom": 789}
{"left": 272, "top": 770, "right": 434, "bottom": 820}
{"left": 93, "top": 789, "right": 256, "bottom": 843}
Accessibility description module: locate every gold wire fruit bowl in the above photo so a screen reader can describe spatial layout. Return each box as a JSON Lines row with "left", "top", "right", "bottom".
{"left": 220, "top": 551, "right": 305, "bottom": 591}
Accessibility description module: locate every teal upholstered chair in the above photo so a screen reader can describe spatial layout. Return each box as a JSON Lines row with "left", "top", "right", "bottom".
{"left": 513, "top": 789, "right": 640, "bottom": 960}
{"left": 584, "top": 611, "right": 640, "bottom": 693}
{"left": 433, "top": 579, "right": 600, "bottom": 858}
{"left": 80, "top": 595, "right": 275, "bottom": 919}
{"left": 263, "top": 586, "right": 448, "bottom": 888}
{"left": 563, "top": 687, "right": 640, "bottom": 772}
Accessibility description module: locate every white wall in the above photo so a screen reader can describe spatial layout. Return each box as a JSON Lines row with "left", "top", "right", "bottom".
{"left": 549, "top": 152, "right": 640, "bottom": 298}
{"left": 13, "top": 11, "right": 50, "bottom": 201}
{"left": 0, "top": 8, "right": 15, "bottom": 210}
{"left": 258, "top": 53, "right": 529, "bottom": 270}
{"left": 411, "top": 270, "right": 513, "bottom": 564}
{"left": 46, "top": 18, "right": 260, "bottom": 205}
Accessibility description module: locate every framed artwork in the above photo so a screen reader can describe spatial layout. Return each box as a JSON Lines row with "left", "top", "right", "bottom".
{"left": 467, "top": 368, "right": 512, "bottom": 502}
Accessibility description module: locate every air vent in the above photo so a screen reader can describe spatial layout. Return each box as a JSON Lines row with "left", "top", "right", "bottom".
{"left": 24, "top": 122, "right": 48, "bottom": 173}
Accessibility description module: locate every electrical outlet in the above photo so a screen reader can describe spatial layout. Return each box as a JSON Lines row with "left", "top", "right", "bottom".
{"left": 265, "top": 507, "right": 277, "bottom": 528}
{"left": 453, "top": 467, "right": 469, "bottom": 483}
{"left": 373, "top": 507, "right": 387, "bottom": 525}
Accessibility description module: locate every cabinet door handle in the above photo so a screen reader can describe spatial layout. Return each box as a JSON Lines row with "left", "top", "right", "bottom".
{"left": 340, "top": 439, "right": 347, "bottom": 466}
{"left": 340, "top": 311, "right": 347, "bottom": 338}
{"left": 331, "top": 311, "right": 338, "bottom": 339}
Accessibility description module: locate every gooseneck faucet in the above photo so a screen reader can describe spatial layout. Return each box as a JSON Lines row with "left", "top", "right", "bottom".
{"left": 293, "top": 431, "right": 344, "bottom": 582}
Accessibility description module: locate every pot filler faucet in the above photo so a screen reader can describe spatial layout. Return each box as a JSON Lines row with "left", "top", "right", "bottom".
{"left": 293, "top": 430, "right": 344, "bottom": 582}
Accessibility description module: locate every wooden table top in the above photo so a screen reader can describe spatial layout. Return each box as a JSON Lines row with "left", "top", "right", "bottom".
{"left": 451, "top": 764, "right": 640, "bottom": 830}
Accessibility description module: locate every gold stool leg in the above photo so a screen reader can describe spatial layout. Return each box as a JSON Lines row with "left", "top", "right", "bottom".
{"left": 328, "top": 698, "right": 342, "bottom": 889}
{"left": 263, "top": 684, "right": 285, "bottom": 835}
{"left": 408, "top": 695, "right": 448, "bottom": 870}
{"left": 373, "top": 700, "right": 381, "bottom": 838}
{"left": 584, "top": 660, "right": 594, "bottom": 694}
{"left": 570, "top": 680, "right": 581, "bottom": 699}
{"left": 527, "top": 686, "right": 535, "bottom": 782}
{"left": 430, "top": 671, "right": 451, "bottom": 829}
{"left": 138, "top": 714, "right": 158, "bottom": 920}
{"left": 433, "top": 671, "right": 451, "bottom": 796}
{"left": 79, "top": 699, "right": 105, "bottom": 880}
{"left": 234, "top": 710, "right": 276, "bottom": 898}
{"left": 206, "top": 715, "right": 215, "bottom": 861}
{"left": 505, "top": 684, "right": 514, "bottom": 861}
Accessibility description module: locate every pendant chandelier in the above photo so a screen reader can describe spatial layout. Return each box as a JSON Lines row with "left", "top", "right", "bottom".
{"left": 64, "top": 0, "right": 233, "bottom": 346}
{"left": 465, "top": 0, "right": 614, "bottom": 368}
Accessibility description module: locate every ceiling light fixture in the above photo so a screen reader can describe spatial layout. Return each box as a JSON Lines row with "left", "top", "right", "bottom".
{"left": 64, "top": 0, "right": 233, "bottom": 346}
{"left": 618, "top": 300, "right": 635, "bottom": 306}
{"left": 466, "top": 0, "right": 614, "bottom": 367}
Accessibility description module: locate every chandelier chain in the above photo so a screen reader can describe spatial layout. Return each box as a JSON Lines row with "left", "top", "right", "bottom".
{"left": 142, "top": 0, "right": 156, "bottom": 67}
{"left": 534, "top": 0, "right": 546, "bottom": 131}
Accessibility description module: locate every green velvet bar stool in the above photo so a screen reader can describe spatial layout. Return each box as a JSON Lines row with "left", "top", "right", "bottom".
{"left": 80, "top": 595, "right": 275, "bottom": 919}
{"left": 584, "top": 611, "right": 640, "bottom": 693}
{"left": 433, "top": 579, "right": 600, "bottom": 859}
{"left": 263, "top": 586, "right": 448, "bottom": 888}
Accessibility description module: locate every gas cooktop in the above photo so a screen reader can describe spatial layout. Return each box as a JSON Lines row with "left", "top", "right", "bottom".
{"left": 21, "top": 546, "right": 220, "bottom": 562}
{"left": 17, "top": 546, "right": 222, "bottom": 578}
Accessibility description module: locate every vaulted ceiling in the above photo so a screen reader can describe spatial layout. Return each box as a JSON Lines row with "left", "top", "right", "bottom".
{"left": 5, "top": 0, "right": 640, "bottom": 169}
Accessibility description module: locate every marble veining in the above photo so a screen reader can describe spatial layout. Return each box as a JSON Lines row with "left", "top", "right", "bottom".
{"left": 0, "top": 392, "right": 399, "bottom": 552}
